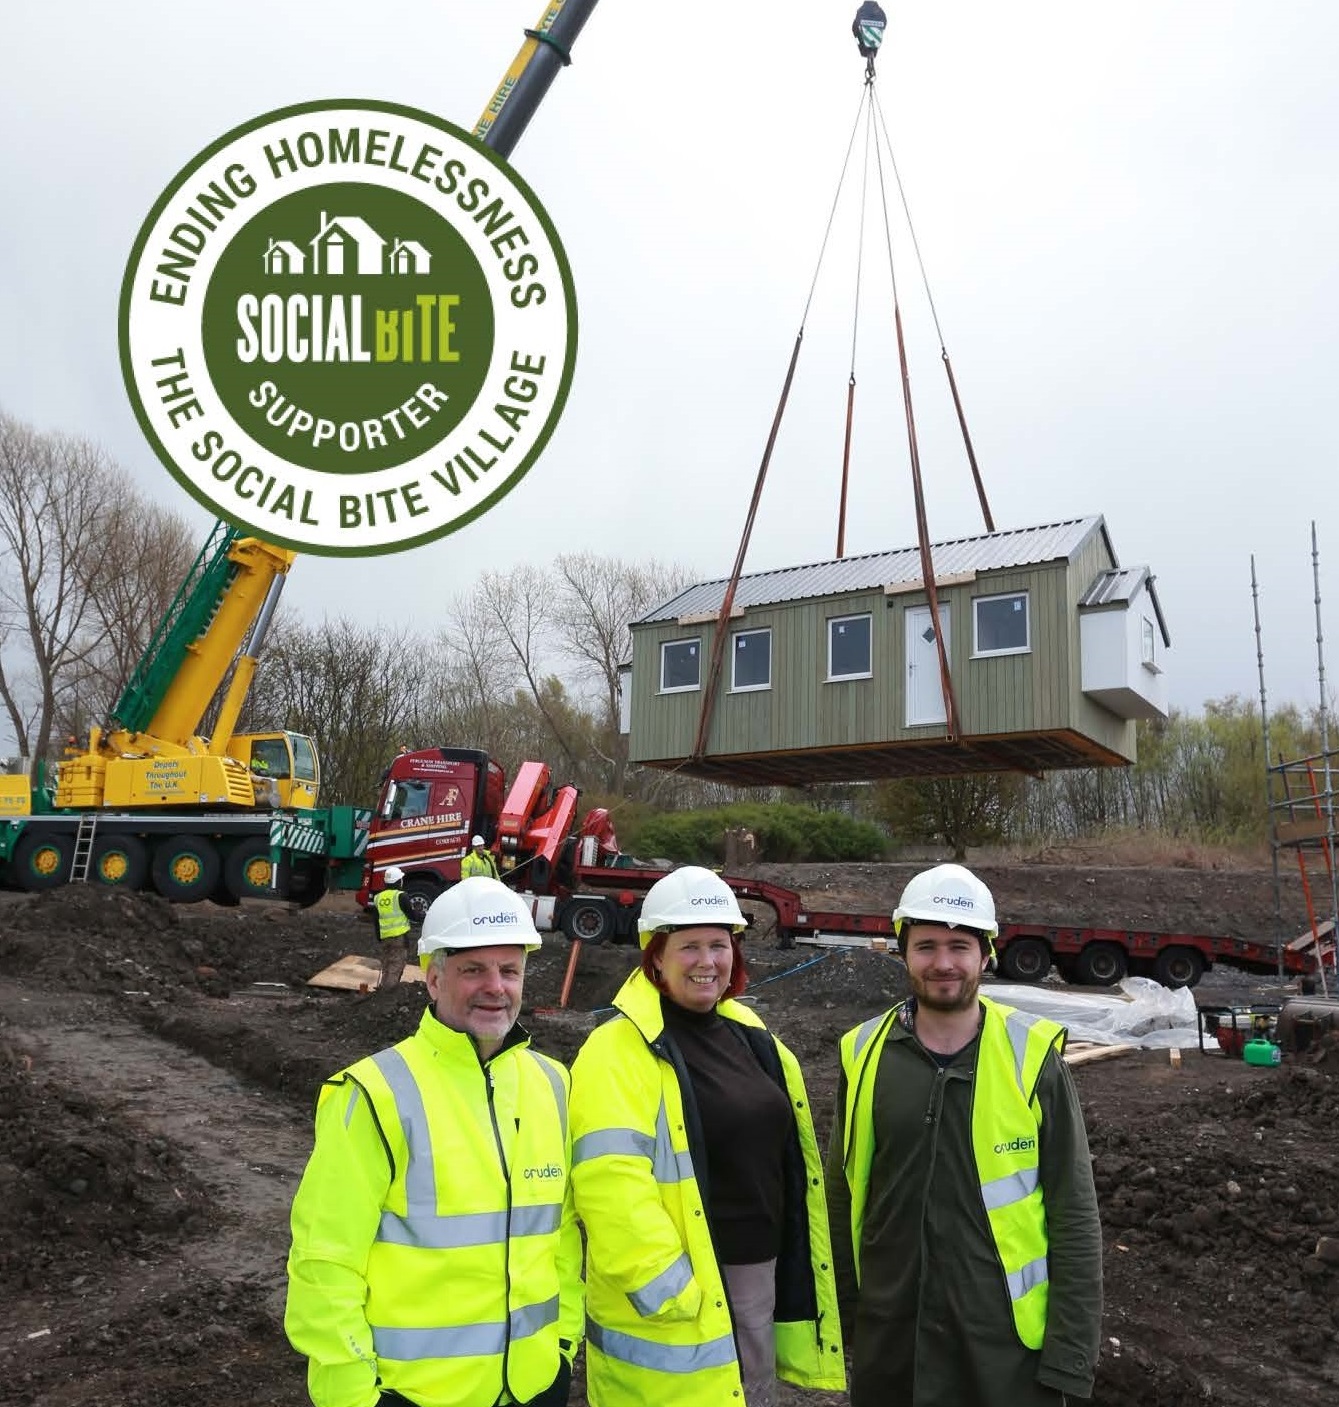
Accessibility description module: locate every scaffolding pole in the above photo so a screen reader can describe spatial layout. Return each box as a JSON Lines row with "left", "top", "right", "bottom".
{"left": 1252, "top": 555, "right": 1284, "bottom": 982}
{"left": 1310, "top": 522, "right": 1339, "bottom": 990}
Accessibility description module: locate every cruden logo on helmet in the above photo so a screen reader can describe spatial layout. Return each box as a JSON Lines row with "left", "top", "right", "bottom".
{"left": 418, "top": 876, "right": 542, "bottom": 964}
{"left": 636, "top": 866, "right": 747, "bottom": 949}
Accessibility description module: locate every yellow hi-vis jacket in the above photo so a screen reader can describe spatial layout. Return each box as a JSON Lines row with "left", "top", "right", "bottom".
{"left": 570, "top": 970, "right": 845, "bottom": 1407}
{"left": 285, "top": 1009, "right": 584, "bottom": 1407}
{"left": 461, "top": 849, "right": 500, "bottom": 880}
{"left": 839, "top": 995, "right": 1065, "bottom": 1350}
{"left": 374, "top": 887, "right": 410, "bottom": 941}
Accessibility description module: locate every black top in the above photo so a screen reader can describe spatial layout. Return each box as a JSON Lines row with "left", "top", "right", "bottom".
{"left": 660, "top": 998, "right": 794, "bottom": 1264}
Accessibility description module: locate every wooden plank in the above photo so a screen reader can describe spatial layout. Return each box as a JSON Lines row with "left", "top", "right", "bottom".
{"left": 307, "top": 954, "right": 424, "bottom": 991}
{"left": 1064, "top": 1043, "right": 1138, "bottom": 1067}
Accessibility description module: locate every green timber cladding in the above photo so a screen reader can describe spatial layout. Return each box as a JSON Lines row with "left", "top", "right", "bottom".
{"left": 626, "top": 516, "right": 1170, "bottom": 786}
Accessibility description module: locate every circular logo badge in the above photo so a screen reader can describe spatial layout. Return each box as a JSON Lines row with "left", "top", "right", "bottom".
{"left": 120, "top": 99, "right": 577, "bottom": 556}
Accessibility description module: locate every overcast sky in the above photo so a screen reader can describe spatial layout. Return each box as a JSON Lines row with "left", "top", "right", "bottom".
{"left": 2, "top": 1, "right": 1337, "bottom": 753}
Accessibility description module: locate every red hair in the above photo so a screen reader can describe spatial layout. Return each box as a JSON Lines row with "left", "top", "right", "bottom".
{"left": 641, "top": 928, "right": 749, "bottom": 1001}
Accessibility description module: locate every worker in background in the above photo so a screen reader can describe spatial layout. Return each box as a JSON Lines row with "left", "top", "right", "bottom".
{"left": 461, "top": 834, "right": 500, "bottom": 881}
{"left": 250, "top": 753, "right": 279, "bottom": 808}
{"left": 825, "top": 863, "right": 1102, "bottom": 1407}
{"left": 286, "top": 877, "right": 583, "bottom": 1407}
{"left": 569, "top": 866, "right": 844, "bottom": 1407}
{"left": 373, "top": 866, "right": 412, "bottom": 992}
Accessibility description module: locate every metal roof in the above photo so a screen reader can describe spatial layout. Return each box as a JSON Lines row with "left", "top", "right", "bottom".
{"left": 636, "top": 516, "right": 1113, "bottom": 624}
{"left": 1078, "top": 567, "right": 1172, "bottom": 646}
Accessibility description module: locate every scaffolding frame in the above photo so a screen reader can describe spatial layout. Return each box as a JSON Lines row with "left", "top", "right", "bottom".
{"left": 1253, "top": 523, "right": 1339, "bottom": 992}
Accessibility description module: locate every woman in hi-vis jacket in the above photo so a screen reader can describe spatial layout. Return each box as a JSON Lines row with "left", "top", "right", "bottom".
{"left": 569, "top": 866, "right": 844, "bottom": 1407}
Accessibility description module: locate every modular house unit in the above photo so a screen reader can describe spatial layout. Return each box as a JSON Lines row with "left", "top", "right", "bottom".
{"left": 625, "top": 516, "right": 1170, "bottom": 786}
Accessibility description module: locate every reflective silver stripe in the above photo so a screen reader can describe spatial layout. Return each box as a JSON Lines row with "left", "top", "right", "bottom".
{"left": 1003, "top": 1009, "right": 1035, "bottom": 1093}
{"left": 380, "top": 1208, "right": 507, "bottom": 1249}
{"left": 527, "top": 1051, "right": 568, "bottom": 1144}
{"left": 372, "top": 1296, "right": 558, "bottom": 1362}
{"left": 511, "top": 1294, "right": 559, "bottom": 1340}
{"left": 512, "top": 1202, "right": 562, "bottom": 1237}
{"left": 981, "top": 1166, "right": 1040, "bottom": 1212}
{"left": 374, "top": 1320, "right": 505, "bottom": 1361}
{"left": 342, "top": 1084, "right": 363, "bottom": 1128}
{"left": 851, "top": 1014, "right": 885, "bottom": 1061}
{"left": 654, "top": 1101, "right": 694, "bottom": 1184}
{"left": 628, "top": 1252, "right": 694, "bottom": 1317}
{"left": 587, "top": 1319, "right": 737, "bottom": 1373}
{"left": 378, "top": 1201, "right": 561, "bottom": 1248}
{"left": 369, "top": 1047, "right": 437, "bottom": 1213}
{"left": 1006, "top": 1255, "right": 1049, "bottom": 1301}
{"left": 573, "top": 1127, "right": 654, "bottom": 1165}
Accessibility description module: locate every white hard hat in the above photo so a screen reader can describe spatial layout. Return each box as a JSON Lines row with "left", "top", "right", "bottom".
{"left": 892, "top": 863, "right": 998, "bottom": 942}
{"left": 637, "top": 866, "right": 746, "bottom": 948}
{"left": 419, "top": 877, "right": 541, "bottom": 966}
{"left": 384, "top": 866, "right": 405, "bottom": 885}
{"left": 471, "top": 835, "right": 486, "bottom": 847}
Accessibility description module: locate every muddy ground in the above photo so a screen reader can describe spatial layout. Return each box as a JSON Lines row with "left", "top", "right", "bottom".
{"left": 1, "top": 860, "right": 1336, "bottom": 1406}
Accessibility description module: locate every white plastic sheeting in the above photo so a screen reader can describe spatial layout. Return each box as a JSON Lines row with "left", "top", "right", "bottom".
{"left": 985, "top": 977, "right": 1201, "bottom": 1048}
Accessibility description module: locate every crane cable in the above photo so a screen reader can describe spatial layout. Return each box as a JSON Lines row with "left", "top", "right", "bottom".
{"left": 690, "top": 87, "right": 871, "bottom": 762}
{"left": 870, "top": 84, "right": 994, "bottom": 533}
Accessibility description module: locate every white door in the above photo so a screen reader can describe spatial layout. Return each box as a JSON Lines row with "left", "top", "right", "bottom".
{"left": 905, "top": 604, "right": 951, "bottom": 726}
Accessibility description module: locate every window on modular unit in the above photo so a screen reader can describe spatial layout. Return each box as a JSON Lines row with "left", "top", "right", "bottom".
{"left": 731, "top": 628, "right": 772, "bottom": 691}
{"left": 1142, "top": 615, "right": 1157, "bottom": 669}
{"left": 828, "top": 614, "right": 872, "bottom": 680}
{"left": 660, "top": 638, "right": 702, "bottom": 692}
{"left": 973, "top": 591, "right": 1030, "bottom": 656}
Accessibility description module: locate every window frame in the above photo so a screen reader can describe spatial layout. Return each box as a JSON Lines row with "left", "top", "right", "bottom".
{"left": 659, "top": 637, "right": 702, "bottom": 694}
{"left": 827, "top": 612, "right": 873, "bottom": 682}
{"left": 1141, "top": 615, "right": 1161, "bottom": 673}
{"left": 729, "top": 626, "right": 772, "bottom": 693}
{"left": 971, "top": 590, "right": 1031, "bottom": 658}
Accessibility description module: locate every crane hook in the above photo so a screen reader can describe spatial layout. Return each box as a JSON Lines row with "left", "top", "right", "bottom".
{"left": 852, "top": 2, "right": 887, "bottom": 80}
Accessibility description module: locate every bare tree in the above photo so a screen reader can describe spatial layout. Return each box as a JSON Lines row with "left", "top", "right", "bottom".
{"left": 551, "top": 554, "right": 692, "bottom": 792}
{"left": 0, "top": 413, "right": 122, "bottom": 762}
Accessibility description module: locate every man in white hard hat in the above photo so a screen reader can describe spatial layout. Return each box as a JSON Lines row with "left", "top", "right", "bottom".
{"left": 825, "top": 863, "right": 1102, "bottom": 1407}
{"left": 287, "top": 877, "right": 583, "bottom": 1407}
{"left": 373, "top": 865, "right": 412, "bottom": 992}
{"left": 461, "top": 833, "right": 501, "bottom": 881}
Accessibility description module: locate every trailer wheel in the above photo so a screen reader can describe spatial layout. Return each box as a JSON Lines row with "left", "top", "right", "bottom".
{"left": 999, "top": 938, "right": 1051, "bottom": 983}
{"left": 561, "top": 899, "right": 614, "bottom": 944}
{"left": 151, "top": 836, "right": 220, "bottom": 903}
{"left": 13, "top": 831, "right": 74, "bottom": 890}
{"left": 90, "top": 835, "right": 148, "bottom": 890}
{"left": 401, "top": 877, "right": 440, "bottom": 926}
{"left": 1153, "top": 946, "right": 1205, "bottom": 990}
{"left": 1075, "top": 942, "right": 1128, "bottom": 987}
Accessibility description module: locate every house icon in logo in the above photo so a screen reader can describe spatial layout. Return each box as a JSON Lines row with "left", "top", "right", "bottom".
{"left": 262, "top": 239, "right": 307, "bottom": 275}
{"left": 280, "top": 213, "right": 436, "bottom": 276}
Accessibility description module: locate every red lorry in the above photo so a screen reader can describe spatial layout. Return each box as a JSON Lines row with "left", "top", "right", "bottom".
{"left": 357, "top": 749, "right": 1326, "bottom": 991}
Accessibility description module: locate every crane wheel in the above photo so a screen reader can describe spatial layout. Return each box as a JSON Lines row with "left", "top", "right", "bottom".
{"left": 151, "top": 836, "right": 221, "bottom": 903}
{"left": 13, "top": 831, "right": 74, "bottom": 890}
{"left": 225, "top": 839, "right": 275, "bottom": 900}
{"left": 91, "top": 835, "right": 148, "bottom": 890}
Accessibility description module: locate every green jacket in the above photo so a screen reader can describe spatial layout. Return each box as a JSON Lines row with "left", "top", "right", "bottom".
{"left": 570, "top": 970, "right": 845, "bottom": 1407}
{"left": 825, "top": 1000, "right": 1102, "bottom": 1407}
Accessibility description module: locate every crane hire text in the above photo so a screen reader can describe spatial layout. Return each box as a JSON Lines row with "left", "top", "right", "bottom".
{"left": 235, "top": 293, "right": 460, "bottom": 364}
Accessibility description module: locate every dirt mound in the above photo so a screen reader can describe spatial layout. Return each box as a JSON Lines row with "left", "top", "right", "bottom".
{"left": 0, "top": 1035, "right": 213, "bottom": 1294}
{"left": 1090, "top": 1059, "right": 1339, "bottom": 1396}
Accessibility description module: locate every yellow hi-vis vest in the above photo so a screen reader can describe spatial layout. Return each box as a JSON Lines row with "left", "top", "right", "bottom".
{"left": 570, "top": 970, "right": 845, "bottom": 1407}
{"left": 287, "top": 1011, "right": 578, "bottom": 1407}
{"left": 461, "top": 849, "right": 500, "bottom": 880}
{"left": 839, "top": 996, "right": 1065, "bottom": 1350}
{"left": 374, "top": 887, "right": 410, "bottom": 941}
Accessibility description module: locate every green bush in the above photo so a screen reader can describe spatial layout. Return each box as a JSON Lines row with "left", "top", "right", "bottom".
{"left": 621, "top": 803, "right": 887, "bottom": 865}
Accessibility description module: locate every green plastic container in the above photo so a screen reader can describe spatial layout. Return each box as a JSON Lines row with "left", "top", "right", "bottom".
{"left": 1242, "top": 1038, "right": 1282, "bottom": 1067}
